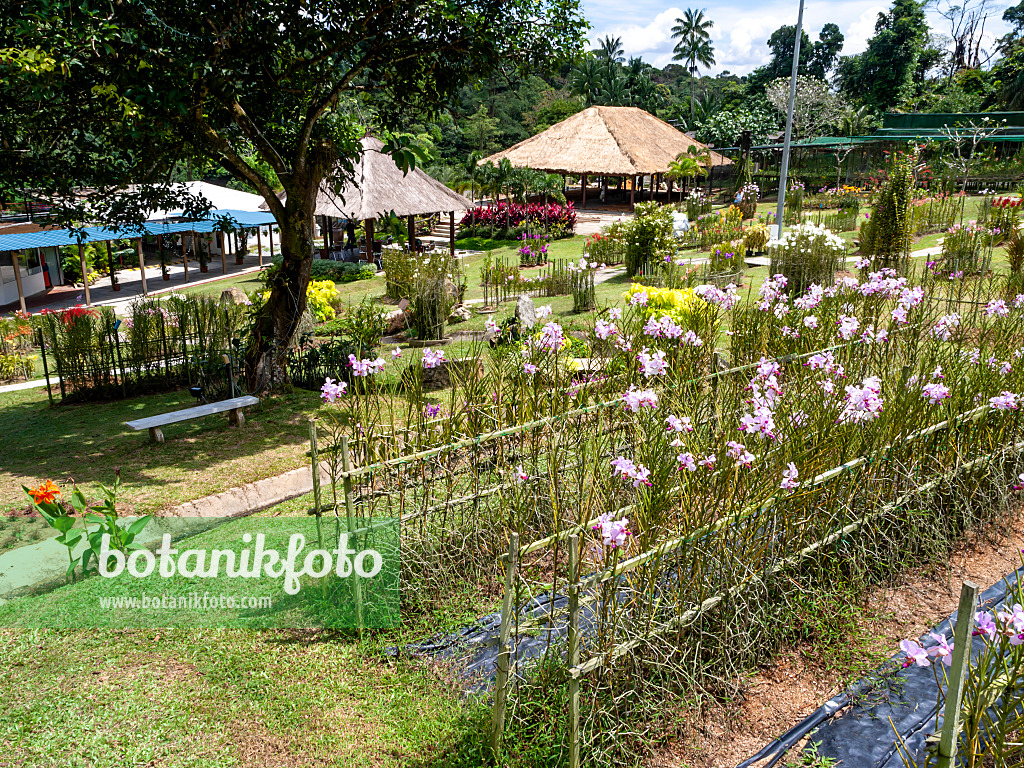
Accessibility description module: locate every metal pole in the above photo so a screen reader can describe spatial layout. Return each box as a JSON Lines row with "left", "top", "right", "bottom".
{"left": 775, "top": 0, "right": 805, "bottom": 235}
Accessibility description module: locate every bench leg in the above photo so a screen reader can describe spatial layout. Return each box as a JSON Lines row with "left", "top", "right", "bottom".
{"left": 148, "top": 427, "right": 164, "bottom": 444}
{"left": 229, "top": 408, "right": 245, "bottom": 427}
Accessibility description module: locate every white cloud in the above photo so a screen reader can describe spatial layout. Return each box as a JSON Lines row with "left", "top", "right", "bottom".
{"left": 583, "top": 0, "right": 1015, "bottom": 76}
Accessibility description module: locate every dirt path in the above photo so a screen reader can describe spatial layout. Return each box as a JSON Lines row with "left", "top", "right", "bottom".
{"left": 649, "top": 511, "right": 1024, "bottom": 768}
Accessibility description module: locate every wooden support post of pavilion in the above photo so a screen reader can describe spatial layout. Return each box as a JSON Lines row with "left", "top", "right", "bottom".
{"left": 11, "top": 251, "right": 26, "bottom": 313}
{"left": 78, "top": 243, "right": 91, "bottom": 305}
{"left": 365, "top": 219, "right": 375, "bottom": 265}
{"left": 269, "top": 226, "right": 275, "bottom": 258}
{"left": 407, "top": 215, "right": 416, "bottom": 253}
{"left": 136, "top": 238, "right": 148, "bottom": 296}
{"left": 630, "top": 176, "right": 635, "bottom": 209}
{"left": 219, "top": 232, "right": 227, "bottom": 272}
{"left": 256, "top": 227, "right": 263, "bottom": 268}
{"left": 581, "top": 173, "right": 586, "bottom": 209}
{"left": 182, "top": 232, "right": 189, "bottom": 282}
{"left": 449, "top": 211, "right": 456, "bottom": 258}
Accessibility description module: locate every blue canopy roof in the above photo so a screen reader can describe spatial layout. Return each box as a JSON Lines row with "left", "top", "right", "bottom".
{"left": 0, "top": 209, "right": 278, "bottom": 252}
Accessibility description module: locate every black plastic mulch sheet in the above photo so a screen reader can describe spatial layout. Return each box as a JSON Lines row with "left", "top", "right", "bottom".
{"left": 739, "top": 566, "right": 1024, "bottom": 768}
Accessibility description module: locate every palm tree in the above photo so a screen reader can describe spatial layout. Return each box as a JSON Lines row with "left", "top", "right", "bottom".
{"left": 665, "top": 153, "right": 709, "bottom": 201}
{"left": 596, "top": 35, "right": 625, "bottom": 64}
{"left": 569, "top": 56, "right": 607, "bottom": 106}
{"left": 671, "top": 9, "right": 716, "bottom": 123}
{"left": 599, "top": 73, "right": 629, "bottom": 106}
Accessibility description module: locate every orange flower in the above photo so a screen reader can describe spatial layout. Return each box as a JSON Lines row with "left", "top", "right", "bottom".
{"left": 28, "top": 480, "right": 61, "bottom": 506}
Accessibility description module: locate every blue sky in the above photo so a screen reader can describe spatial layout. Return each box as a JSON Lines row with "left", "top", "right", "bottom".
{"left": 582, "top": 0, "right": 1016, "bottom": 75}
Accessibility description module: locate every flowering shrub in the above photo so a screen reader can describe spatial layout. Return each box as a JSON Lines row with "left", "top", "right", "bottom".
{"left": 625, "top": 283, "right": 719, "bottom": 342}
{"left": 685, "top": 188, "right": 712, "bottom": 220}
{"left": 518, "top": 232, "right": 549, "bottom": 267}
{"left": 768, "top": 221, "right": 845, "bottom": 295}
{"left": 306, "top": 279, "right": 339, "bottom": 323}
{"left": 939, "top": 221, "right": 993, "bottom": 277}
{"left": 623, "top": 202, "right": 675, "bottom": 277}
{"left": 585, "top": 221, "right": 626, "bottom": 266}
{"left": 459, "top": 201, "right": 576, "bottom": 239}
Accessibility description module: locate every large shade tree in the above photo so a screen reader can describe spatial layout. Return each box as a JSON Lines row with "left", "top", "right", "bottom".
{"left": 0, "top": 0, "right": 584, "bottom": 385}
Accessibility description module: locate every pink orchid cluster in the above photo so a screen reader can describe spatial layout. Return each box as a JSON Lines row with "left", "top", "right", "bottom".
{"left": 921, "top": 382, "right": 951, "bottom": 405}
{"left": 638, "top": 348, "right": 668, "bottom": 377}
{"left": 622, "top": 386, "right": 658, "bottom": 412}
{"left": 537, "top": 321, "right": 565, "bottom": 352}
{"left": 348, "top": 354, "right": 385, "bottom": 377}
{"left": 321, "top": 377, "right": 347, "bottom": 403}
{"left": 694, "top": 283, "right": 740, "bottom": 310}
{"left": 839, "top": 376, "right": 884, "bottom": 424}
{"left": 595, "top": 319, "right": 619, "bottom": 340}
{"left": 989, "top": 391, "right": 1020, "bottom": 410}
{"left": 899, "top": 633, "right": 954, "bottom": 668}
{"left": 932, "top": 313, "right": 961, "bottom": 341}
{"left": 985, "top": 299, "right": 1011, "bottom": 318}
{"left": 643, "top": 315, "right": 686, "bottom": 340}
{"left": 592, "top": 512, "right": 632, "bottom": 548}
{"left": 725, "top": 440, "right": 755, "bottom": 468}
{"left": 422, "top": 348, "right": 446, "bottom": 370}
{"left": 610, "top": 456, "right": 651, "bottom": 488}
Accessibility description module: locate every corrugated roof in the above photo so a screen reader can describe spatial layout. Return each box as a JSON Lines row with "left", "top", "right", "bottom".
{"left": 0, "top": 210, "right": 277, "bottom": 253}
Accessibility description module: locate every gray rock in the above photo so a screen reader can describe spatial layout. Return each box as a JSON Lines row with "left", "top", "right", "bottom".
{"left": 419, "top": 356, "right": 484, "bottom": 391}
{"left": 385, "top": 309, "right": 407, "bottom": 336}
{"left": 516, "top": 294, "right": 537, "bottom": 330}
{"left": 220, "top": 287, "right": 249, "bottom": 305}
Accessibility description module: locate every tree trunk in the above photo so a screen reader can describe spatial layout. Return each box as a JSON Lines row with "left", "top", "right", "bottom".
{"left": 245, "top": 191, "right": 315, "bottom": 389}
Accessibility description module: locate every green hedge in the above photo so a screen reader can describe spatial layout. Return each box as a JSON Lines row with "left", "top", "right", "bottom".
{"left": 270, "top": 257, "right": 376, "bottom": 283}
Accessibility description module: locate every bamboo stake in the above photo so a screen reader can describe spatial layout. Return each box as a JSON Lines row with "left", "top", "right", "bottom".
{"left": 937, "top": 581, "right": 979, "bottom": 768}
{"left": 490, "top": 533, "right": 519, "bottom": 757}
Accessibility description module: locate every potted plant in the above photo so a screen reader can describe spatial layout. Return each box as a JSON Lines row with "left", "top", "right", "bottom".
{"left": 743, "top": 223, "right": 770, "bottom": 257}
{"left": 235, "top": 231, "right": 247, "bottom": 264}
{"left": 198, "top": 237, "right": 209, "bottom": 273}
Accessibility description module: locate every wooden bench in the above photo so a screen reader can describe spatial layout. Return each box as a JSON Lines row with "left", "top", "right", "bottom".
{"left": 125, "top": 395, "right": 260, "bottom": 443}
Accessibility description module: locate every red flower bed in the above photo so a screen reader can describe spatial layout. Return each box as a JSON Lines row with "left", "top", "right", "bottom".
{"left": 460, "top": 201, "right": 576, "bottom": 236}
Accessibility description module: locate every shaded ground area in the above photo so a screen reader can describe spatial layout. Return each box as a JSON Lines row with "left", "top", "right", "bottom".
{"left": 0, "top": 384, "right": 320, "bottom": 518}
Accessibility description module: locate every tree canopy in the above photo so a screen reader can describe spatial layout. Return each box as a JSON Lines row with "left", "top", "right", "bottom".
{"left": 1, "top": 0, "right": 585, "bottom": 383}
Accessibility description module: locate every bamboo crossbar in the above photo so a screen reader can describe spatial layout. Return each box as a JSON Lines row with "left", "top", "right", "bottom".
{"left": 568, "top": 438, "right": 1024, "bottom": 678}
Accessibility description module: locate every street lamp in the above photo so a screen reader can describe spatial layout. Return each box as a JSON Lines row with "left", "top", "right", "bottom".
{"left": 774, "top": 0, "right": 805, "bottom": 236}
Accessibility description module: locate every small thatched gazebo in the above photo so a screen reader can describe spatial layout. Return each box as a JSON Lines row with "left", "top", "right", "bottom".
{"left": 482, "top": 105, "right": 731, "bottom": 208}
{"left": 266, "top": 135, "right": 472, "bottom": 260}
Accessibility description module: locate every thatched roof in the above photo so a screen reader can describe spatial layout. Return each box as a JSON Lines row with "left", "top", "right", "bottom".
{"left": 482, "top": 105, "right": 732, "bottom": 175}
{"left": 263, "top": 136, "right": 471, "bottom": 221}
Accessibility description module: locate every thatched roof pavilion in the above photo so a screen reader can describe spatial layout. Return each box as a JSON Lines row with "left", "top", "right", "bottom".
{"left": 481, "top": 105, "right": 731, "bottom": 208}
{"left": 265, "top": 136, "right": 472, "bottom": 259}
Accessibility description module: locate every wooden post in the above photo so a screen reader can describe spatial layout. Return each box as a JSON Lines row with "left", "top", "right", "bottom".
{"left": 650, "top": 174, "right": 655, "bottom": 202}
{"left": 581, "top": 173, "right": 587, "bottom": 209}
{"left": 219, "top": 232, "right": 226, "bottom": 272}
{"left": 78, "top": 243, "right": 91, "bottom": 306}
{"left": 366, "top": 219, "right": 375, "bottom": 265}
{"left": 568, "top": 534, "right": 581, "bottom": 768}
{"left": 630, "top": 176, "right": 635, "bottom": 209}
{"left": 449, "top": 211, "right": 456, "bottom": 258}
{"left": 136, "top": 239, "right": 148, "bottom": 296}
{"left": 491, "top": 533, "right": 519, "bottom": 757}
{"left": 181, "top": 232, "right": 189, "bottom": 282}
{"left": 937, "top": 581, "right": 979, "bottom": 768}
{"left": 106, "top": 241, "right": 117, "bottom": 290}
{"left": 340, "top": 435, "right": 364, "bottom": 633}
{"left": 256, "top": 227, "right": 263, "bottom": 267}
{"left": 37, "top": 328, "right": 53, "bottom": 406}
{"left": 269, "top": 226, "right": 275, "bottom": 258}
{"left": 407, "top": 215, "right": 416, "bottom": 253}
{"left": 11, "top": 251, "right": 26, "bottom": 313}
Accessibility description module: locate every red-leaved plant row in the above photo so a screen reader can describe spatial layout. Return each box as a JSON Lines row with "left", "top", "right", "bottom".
{"left": 459, "top": 201, "right": 577, "bottom": 232}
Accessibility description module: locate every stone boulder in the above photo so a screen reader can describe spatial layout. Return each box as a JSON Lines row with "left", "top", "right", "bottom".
{"left": 516, "top": 294, "right": 536, "bottom": 330}
{"left": 385, "top": 309, "right": 407, "bottom": 336}
{"left": 419, "top": 356, "right": 484, "bottom": 391}
{"left": 220, "top": 287, "right": 249, "bottom": 305}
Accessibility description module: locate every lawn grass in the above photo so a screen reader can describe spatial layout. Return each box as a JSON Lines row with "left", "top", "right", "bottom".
{"left": 0, "top": 384, "right": 322, "bottom": 516}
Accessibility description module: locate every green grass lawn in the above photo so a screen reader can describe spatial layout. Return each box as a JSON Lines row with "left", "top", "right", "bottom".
{"left": 0, "top": 385, "right": 322, "bottom": 517}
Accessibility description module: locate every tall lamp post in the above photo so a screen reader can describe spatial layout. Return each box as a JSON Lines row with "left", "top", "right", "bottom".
{"left": 774, "top": 0, "right": 805, "bottom": 236}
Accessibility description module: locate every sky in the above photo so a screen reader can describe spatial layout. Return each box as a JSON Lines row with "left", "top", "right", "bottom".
{"left": 582, "top": 0, "right": 1017, "bottom": 75}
